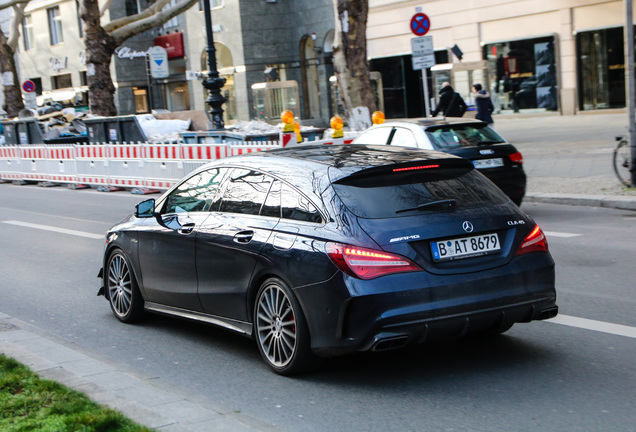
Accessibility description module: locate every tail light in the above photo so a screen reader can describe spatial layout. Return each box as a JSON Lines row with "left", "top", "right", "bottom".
{"left": 326, "top": 243, "right": 422, "bottom": 280}
{"left": 516, "top": 225, "right": 548, "bottom": 256}
{"left": 508, "top": 152, "right": 523, "bottom": 164}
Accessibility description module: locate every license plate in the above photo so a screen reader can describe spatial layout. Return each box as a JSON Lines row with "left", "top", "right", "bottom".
{"left": 473, "top": 158, "right": 504, "bottom": 169}
{"left": 431, "top": 233, "right": 500, "bottom": 262}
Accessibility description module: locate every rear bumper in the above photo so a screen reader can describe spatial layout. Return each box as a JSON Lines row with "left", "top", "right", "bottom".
{"left": 296, "top": 254, "right": 556, "bottom": 357}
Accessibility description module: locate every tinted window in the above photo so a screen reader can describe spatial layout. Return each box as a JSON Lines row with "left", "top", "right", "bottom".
{"left": 281, "top": 183, "right": 322, "bottom": 223}
{"left": 164, "top": 168, "right": 226, "bottom": 214}
{"left": 354, "top": 127, "right": 392, "bottom": 145}
{"left": 261, "top": 180, "right": 281, "bottom": 218}
{"left": 332, "top": 166, "right": 508, "bottom": 219}
{"left": 425, "top": 124, "right": 505, "bottom": 150}
{"left": 219, "top": 169, "right": 273, "bottom": 215}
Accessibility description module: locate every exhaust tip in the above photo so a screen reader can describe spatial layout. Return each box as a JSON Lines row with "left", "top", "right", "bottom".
{"left": 371, "top": 335, "right": 409, "bottom": 352}
{"left": 539, "top": 306, "right": 559, "bottom": 320}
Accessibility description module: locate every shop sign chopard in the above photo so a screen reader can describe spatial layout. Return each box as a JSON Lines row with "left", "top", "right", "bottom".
{"left": 115, "top": 47, "right": 150, "bottom": 60}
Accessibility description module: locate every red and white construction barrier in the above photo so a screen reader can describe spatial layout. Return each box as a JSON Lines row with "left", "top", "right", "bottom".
{"left": 0, "top": 135, "right": 355, "bottom": 191}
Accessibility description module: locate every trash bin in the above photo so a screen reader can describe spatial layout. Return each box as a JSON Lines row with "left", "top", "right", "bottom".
{"left": 84, "top": 116, "right": 147, "bottom": 143}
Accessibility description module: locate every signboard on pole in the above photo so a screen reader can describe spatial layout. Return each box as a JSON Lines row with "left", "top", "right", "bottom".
{"left": 148, "top": 46, "right": 169, "bottom": 79}
{"left": 22, "top": 80, "right": 35, "bottom": 93}
{"left": 411, "top": 35, "right": 435, "bottom": 118}
{"left": 411, "top": 36, "right": 435, "bottom": 70}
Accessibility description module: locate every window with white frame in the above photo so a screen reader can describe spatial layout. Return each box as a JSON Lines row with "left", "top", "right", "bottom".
{"left": 22, "top": 15, "right": 34, "bottom": 50}
{"left": 47, "top": 6, "right": 63, "bottom": 45}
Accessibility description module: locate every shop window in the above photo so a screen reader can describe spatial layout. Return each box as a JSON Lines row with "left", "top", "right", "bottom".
{"left": 52, "top": 73, "right": 72, "bottom": 89}
{"left": 47, "top": 6, "right": 63, "bottom": 45}
{"left": 483, "top": 36, "right": 557, "bottom": 113}
{"left": 22, "top": 15, "right": 33, "bottom": 50}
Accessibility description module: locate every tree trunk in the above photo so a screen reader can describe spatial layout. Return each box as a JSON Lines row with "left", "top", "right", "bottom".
{"left": 81, "top": 0, "right": 118, "bottom": 116}
{"left": 0, "top": 29, "right": 25, "bottom": 118}
{"left": 332, "top": 0, "right": 376, "bottom": 131}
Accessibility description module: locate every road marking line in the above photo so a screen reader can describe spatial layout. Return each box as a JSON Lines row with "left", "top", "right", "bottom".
{"left": 1, "top": 220, "right": 104, "bottom": 240}
{"left": 544, "top": 231, "right": 582, "bottom": 238}
{"left": 549, "top": 314, "right": 636, "bottom": 339}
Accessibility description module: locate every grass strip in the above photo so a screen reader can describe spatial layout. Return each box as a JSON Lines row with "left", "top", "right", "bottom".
{"left": 0, "top": 354, "right": 152, "bottom": 432}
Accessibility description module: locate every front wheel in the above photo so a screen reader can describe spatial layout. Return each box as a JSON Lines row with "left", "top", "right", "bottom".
{"left": 106, "top": 250, "right": 145, "bottom": 323}
{"left": 613, "top": 138, "right": 631, "bottom": 186}
{"left": 254, "top": 278, "right": 321, "bottom": 375}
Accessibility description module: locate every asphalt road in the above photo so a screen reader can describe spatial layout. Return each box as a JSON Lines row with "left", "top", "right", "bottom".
{"left": 1, "top": 184, "right": 635, "bottom": 431}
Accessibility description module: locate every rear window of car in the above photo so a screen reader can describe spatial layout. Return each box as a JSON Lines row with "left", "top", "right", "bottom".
{"left": 424, "top": 124, "right": 505, "bottom": 150}
{"left": 331, "top": 163, "right": 508, "bottom": 219}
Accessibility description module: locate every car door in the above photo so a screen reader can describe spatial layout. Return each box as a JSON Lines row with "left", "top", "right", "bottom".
{"left": 196, "top": 168, "right": 278, "bottom": 321}
{"left": 136, "top": 167, "right": 228, "bottom": 311}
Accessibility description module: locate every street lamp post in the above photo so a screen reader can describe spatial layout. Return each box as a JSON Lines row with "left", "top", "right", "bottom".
{"left": 202, "top": 0, "right": 226, "bottom": 130}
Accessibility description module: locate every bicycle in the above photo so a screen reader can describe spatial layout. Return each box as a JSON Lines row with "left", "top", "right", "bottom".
{"left": 613, "top": 136, "right": 632, "bottom": 186}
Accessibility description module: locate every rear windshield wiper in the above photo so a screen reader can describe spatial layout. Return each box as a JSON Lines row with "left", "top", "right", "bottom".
{"left": 395, "top": 199, "right": 457, "bottom": 214}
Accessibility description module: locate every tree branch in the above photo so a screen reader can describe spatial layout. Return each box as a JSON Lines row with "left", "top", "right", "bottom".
{"left": 103, "top": 0, "right": 171, "bottom": 33}
{"left": 110, "top": 0, "right": 198, "bottom": 44}
{"left": 0, "top": 0, "right": 29, "bottom": 11}
{"left": 99, "top": 0, "right": 116, "bottom": 17}
{"left": 7, "top": 3, "right": 26, "bottom": 50}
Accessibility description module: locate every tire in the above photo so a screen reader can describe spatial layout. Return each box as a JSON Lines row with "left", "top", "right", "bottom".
{"left": 106, "top": 250, "right": 145, "bottom": 323}
{"left": 254, "top": 278, "right": 321, "bottom": 375}
{"left": 613, "top": 139, "right": 631, "bottom": 186}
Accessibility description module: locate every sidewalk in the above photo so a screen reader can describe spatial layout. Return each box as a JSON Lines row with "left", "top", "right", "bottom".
{"left": 0, "top": 313, "right": 285, "bottom": 432}
{"left": 1, "top": 112, "right": 635, "bottom": 432}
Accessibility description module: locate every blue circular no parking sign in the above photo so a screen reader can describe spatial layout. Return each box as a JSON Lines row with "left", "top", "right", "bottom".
{"left": 410, "top": 13, "right": 430, "bottom": 36}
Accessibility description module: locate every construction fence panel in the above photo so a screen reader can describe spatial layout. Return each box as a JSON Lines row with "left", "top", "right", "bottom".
{"left": 75, "top": 144, "right": 110, "bottom": 187}
{"left": 20, "top": 145, "right": 49, "bottom": 182}
{"left": 46, "top": 144, "right": 77, "bottom": 184}
{"left": 0, "top": 146, "right": 22, "bottom": 182}
{"left": 107, "top": 142, "right": 147, "bottom": 189}
{"left": 143, "top": 143, "right": 185, "bottom": 190}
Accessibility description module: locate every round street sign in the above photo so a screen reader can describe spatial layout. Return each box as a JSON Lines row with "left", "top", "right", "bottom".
{"left": 410, "top": 13, "right": 430, "bottom": 36}
{"left": 22, "top": 80, "right": 35, "bottom": 93}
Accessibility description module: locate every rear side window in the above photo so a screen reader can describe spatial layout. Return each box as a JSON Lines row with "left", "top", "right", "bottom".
{"left": 219, "top": 169, "right": 273, "bottom": 215}
{"left": 425, "top": 124, "right": 505, "bottom": 149}
{"left": 332, "top": 164, "right": 508, "bottom": 219}
{"left": 281, "top": 183, "right": 322, "bottom": 223}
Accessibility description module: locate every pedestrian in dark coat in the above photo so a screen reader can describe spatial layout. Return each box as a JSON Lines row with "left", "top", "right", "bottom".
{"left": 432, "top": 82, "right": 466, "bottom": 117}
{"left": 473, "top": 83, "right": 494, "bottom": 125}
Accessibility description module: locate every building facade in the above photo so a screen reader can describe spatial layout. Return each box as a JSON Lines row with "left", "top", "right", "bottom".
{"left": 367, "top": 0, "right": 635, "bottom": 117}
{"left": 6, "top": 0, "right": 635, "bottom": 124}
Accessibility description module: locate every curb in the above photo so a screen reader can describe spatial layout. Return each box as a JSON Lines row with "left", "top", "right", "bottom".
{"left": 0, "top": 313, "right": 285, "bottom": 432}
{"left": 525, "top": 193, "right": 636, "bottom": 211}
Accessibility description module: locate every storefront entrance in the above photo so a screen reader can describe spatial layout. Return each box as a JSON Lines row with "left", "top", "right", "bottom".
{"left": 576, "top": 27, "right": 626, "bottom": 110}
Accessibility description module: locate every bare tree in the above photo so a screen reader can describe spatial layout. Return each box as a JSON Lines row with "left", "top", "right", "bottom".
{"left": 332, "top": 0, "right": 376, "bottom": 131}
{"left": 0, "top": 0, "right": 28, "bottom": 118}
{"left": 80, "top": 0, "right": 199, "bottom": 116}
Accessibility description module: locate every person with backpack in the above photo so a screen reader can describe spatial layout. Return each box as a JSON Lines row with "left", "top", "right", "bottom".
{"left": 473, "top": 83, "right": 495, "bottom": 126}
{"left": 432, "top": 82, "right": 466, "bottom": 118}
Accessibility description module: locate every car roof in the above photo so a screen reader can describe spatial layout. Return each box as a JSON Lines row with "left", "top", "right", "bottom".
{"left": 202, "top": 144, "right": 466, "bottom": 182}
{"left": 375, "top": 117, "right": 486, "bottom": 129}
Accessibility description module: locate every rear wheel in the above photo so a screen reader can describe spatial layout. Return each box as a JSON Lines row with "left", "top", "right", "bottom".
{"left": 613, "top": 138, "right": 631, "bottom": 186}
{"left": 106, "top": 250, "right": 144, "bottom": 323}
{"left": 254, "top": 278, "right": 320, "bottom": 375}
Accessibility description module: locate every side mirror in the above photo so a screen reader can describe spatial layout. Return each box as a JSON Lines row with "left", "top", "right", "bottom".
{"left": 135, "top": 199, "right": 156, "bottom": 218}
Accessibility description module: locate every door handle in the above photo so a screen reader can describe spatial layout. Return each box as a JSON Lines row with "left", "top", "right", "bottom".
{"left": 233, "top": 231, "right": 254, "bottom": 243}
{"left": 178, "top": 222, "right": 196, "bottom": 235}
